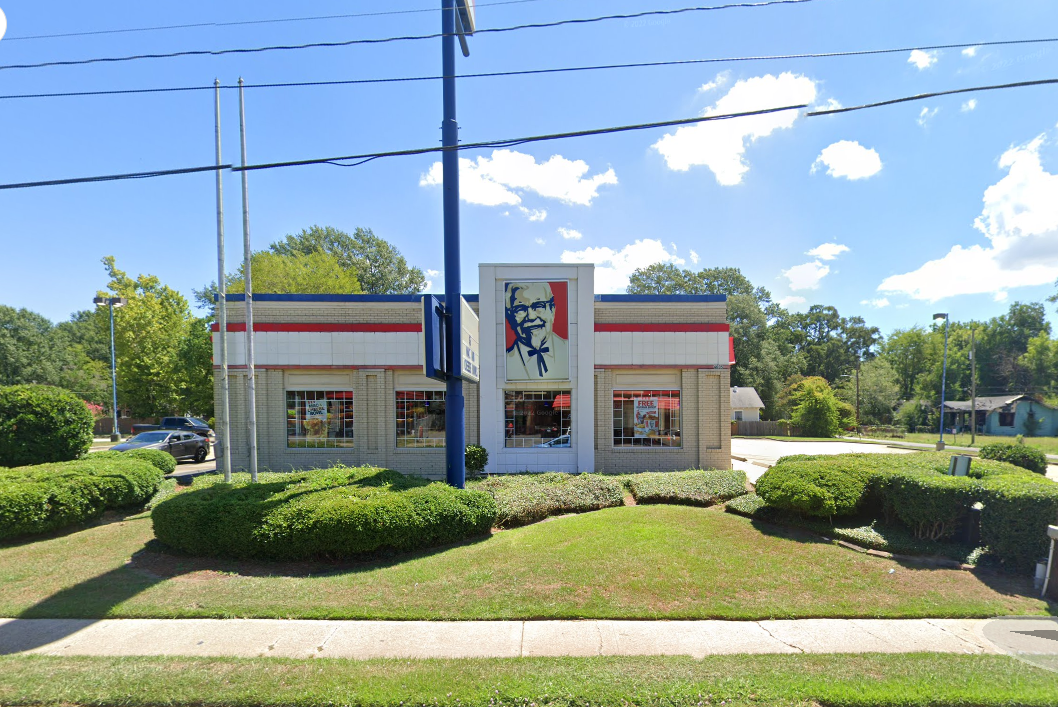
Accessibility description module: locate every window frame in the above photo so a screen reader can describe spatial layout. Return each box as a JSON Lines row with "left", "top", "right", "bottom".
{"left": 504, "top": 390, "right": 572, "bottom": 449}
{"left": 612, "top": 388, "right": 683, "bottom": 449}
{"left": 395, "top": 389, "right": 447, "bottom": 449}
{"left": 285, "top": 389, "right": 355, "bottom": 449}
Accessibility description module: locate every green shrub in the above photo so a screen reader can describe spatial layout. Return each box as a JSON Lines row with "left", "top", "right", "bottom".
{"left": 93, "top": 448, "right": 177, "bottom": 475}
{"left": 789, "top": 377, "right": 841, "bottom": 438}
{"left": 145, "top": 478, "right": 179, "bottom": 510}
{"left": 725, "top": 492, "right": 768, "bottom": 517}
{"left": 0, "top": 385, "right": 94, "bottom": 467}
{"left": 473, "top": 473, "right": 623, "bottom": 527}
{"left": 628, "top": 469, "right": 747, "bottom": 507}
{"left": 151, "top": 466, "right": 498, "bottom": 561}
{"left": 979, "top": 443, "right": 1048, "bottom": 475}
{"left": 465, "top": 445, "right": 488, "bottom": 473}
{"left": 874, "top": 470, "right": 975, "bottom": 540}
{"left": 977, "top": 474, "right": 1058, "bottom": 572}
{"left": 755, "top": 456, "right": 874, "bottom": 517}
{"left": 0, "top": 456, "right": 163, "bottom": 541}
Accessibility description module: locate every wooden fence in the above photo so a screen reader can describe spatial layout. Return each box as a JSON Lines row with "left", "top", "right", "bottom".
{"left": 731, "top": 420, "right": 791, "bottom": 437}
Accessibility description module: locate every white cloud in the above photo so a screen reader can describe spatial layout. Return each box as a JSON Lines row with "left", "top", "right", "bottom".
{"left": 652, "top": 72, "right": 818, "bottom": 185}
{"left": 962, "top": 46, "right": 979, "bottom": 58}
{"left": 961, "top": 99, "right": 978, "bottom": 112}
{"left": 557, "top": 227, "right": 583, "bottom": 240}
{"left": 994, "top": 291, "right": 1009, "bottom": 302}
{"left": 811, "top": 140, "right": 883, "bottom": 180}
{"left": 782, "top": 260, "right": 830, "bottom": 290}
{"left": 698, "top": 72, "right": 729, "bottom": 93}
{"left": 519, "top": 206, "right": 548, "bottom": 221}
{"left": 561, "top": 239, "right": 684, "bottom": 293}
{"left": 777, "top": 295, "right": 806, "bottom": 308}
{"left": 918, "top": 107, "right": 939, "bottom": 126}
{"left": 690, "top": 249, "right": 700, "bottom": 264}
{"left": 806, "top": 243, "right": 849, "bottom": 261}
{"left": 878, "top": 134, "right": 1058, "bottom": 301}
{"left": 419, "top": 149, "right": 617, "bottom": 207}
{"left": 812, "top": 98, "right": 843, "bottom": 112}
{"left": 860, "top": 297, "right": 890, "bottom": 308}
{"left": 425, "top": 269, "right": 440, "bottom": 278}
{"left": 908, "top": 49, "right": 938, "bottom": 69}
{"left": 534, "top": 237, "right": 546, "bottom": 246}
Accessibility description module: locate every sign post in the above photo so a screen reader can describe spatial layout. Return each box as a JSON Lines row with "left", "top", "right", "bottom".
{"left": 441, "top": 0, "right": 474, "bottom": 487}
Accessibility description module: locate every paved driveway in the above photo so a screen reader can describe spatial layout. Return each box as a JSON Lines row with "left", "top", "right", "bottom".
{"left": 732, "top": 438, "right": 915, "bottom": 482}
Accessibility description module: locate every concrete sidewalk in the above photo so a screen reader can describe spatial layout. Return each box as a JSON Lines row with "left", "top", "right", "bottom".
{"left": 0, "top": 618, "right": 1025, "bottom": 659}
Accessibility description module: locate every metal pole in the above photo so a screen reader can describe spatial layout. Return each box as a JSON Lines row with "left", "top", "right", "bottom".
{"left": 442, "top": 0, "right": 465, "bottom": 488}
{"left": 238, "top": 78, "right": 259, "bottom": 482}
{"left": 939, "top": 317, "right": 949, "bottom": 449}
{"left": 970, "top": 328, "right": 977, "bottom": 446}
{"left": 108, "top": 301, "right": 120, "bottom": 442}
{"left": 214, "top": 79, "right": 232, "bottom": 482}
{"left": 855, "top": 364, "right": 860, "bottom": 428}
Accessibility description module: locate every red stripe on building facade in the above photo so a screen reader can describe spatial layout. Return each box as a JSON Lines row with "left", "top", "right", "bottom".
{"left": 594, "top": 323, "right": 730, "bottom": 332}
{"left": 210, "top": 323, "right": 422, "bottom": 333}
{"left": 729, "top": 337, "right": 736, "bottom": 366}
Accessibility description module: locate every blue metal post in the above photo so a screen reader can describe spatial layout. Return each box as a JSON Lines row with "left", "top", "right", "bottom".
{"left": 939, "top": 316, "right": 949, "bottom": 448}
{"left": 108, "top": 300, "right": 120, "bottom": 442}
{"left": 442, "top": 0, "right": 465, "bottom": 488}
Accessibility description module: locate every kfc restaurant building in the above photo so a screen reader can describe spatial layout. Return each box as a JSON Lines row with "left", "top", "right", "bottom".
{"left": 216, "top": 263, "right": 733, "bottom": 476}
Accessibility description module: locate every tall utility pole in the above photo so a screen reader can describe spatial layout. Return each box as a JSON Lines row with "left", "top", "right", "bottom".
{"left": 214, "top": 79, "right": 232, "bottom": 482}
{"left": 934, "top": 312, "right": 950, "bottom": 451}
{"left": 855, "top": 363, "right": 860, "bottom": 429}
{"left": 970, "top": 328, "right": 977, "bottom": 446}
{"left": 238, "top": 78, "right": 259, "bottom": 482}
{"left": 441, "top": 0, "right": 472, "bottom": 488}
{"left": 93, "top": 296, "right": 127, "bottom": 442}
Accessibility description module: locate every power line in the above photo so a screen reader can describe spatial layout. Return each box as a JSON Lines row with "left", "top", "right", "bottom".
{"left": 1, "top": 75, "right": 1054, "bottom": 191}
{"left": 3, "top": 0, "right": 550, "bottom": 42}
{"left": 0, "top": 0, "right": 820, "bottom": 72}
{"left": 3, "top": 36, "right": 1055, "bottom": 101}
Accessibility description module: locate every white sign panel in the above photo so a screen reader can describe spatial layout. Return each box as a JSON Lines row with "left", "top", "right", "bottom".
{"left": 460, "top": 296, "right": 480, "bottom": 383}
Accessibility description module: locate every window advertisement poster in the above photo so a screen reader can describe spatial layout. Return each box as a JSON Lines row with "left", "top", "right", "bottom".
{"left": 634, "top": 397, "right": 660, "bottom": 439}
{"left": 504, "top": 280, "right": 569, "bottom": 382}
{"left": 303, "top": 399, "right": 329, "bottom": 440}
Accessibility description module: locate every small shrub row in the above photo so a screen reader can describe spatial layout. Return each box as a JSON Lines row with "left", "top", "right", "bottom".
{"left": 0, "top": 456, "right": 164, "bottom": 541}
{"left": 152, "top": 466, "right": 497, "bottom": 561}
{"left": 979, "top": 443, "right": 1048, "bottom": 475}
{"left": 753, "top": 452, "right": 1058, "bottom": 571}
{"left": 92, "top": 448, "right": 178, "bottom": 475}
{"left": 627, "top": 469, "right": 748, "bottom": 507}
{"left": 472, "top": 473, "right": 624, "bottom": 527}
{"left": 0, "top": 384, "right": 94, "bottom": 467}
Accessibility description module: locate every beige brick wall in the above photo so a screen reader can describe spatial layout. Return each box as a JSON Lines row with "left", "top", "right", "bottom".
{"left": 595, "top": 302, "right": 727, "bottom": 324}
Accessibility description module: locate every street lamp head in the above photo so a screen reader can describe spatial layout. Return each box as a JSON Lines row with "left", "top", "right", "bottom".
{"left": 94, "top": 296, "right": 128, "bottom": 308}
{"left": 93, "top": 296, "right": 107, "bottom": 307}
{"left": 112, "top": 297, "right": 128, "bottom": 309}
{"left": 932, "top": 312, "right": 948, "bottom": 320}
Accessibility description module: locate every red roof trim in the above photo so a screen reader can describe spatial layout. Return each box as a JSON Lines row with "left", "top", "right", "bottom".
{"left": 594, "top": 323, "right": 729, "bottom": 332}
{"left": 211, "top": 323, "right": 421, "bottom": 333}
{"left": 729, "top": 336, "right": 736, "bottom": 366}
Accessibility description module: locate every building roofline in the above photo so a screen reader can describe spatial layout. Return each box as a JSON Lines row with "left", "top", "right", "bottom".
{"left": 594, "top": 294, "right": 727, "bottom": 303}
{"left": 220, "top": 293, "right": 479, "bottom": 303}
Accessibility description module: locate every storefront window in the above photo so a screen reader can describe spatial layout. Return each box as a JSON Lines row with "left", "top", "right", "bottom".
{"left": 286, "top": 390, "right": 354, "bottom": 448}
{"left": 504, "top": 390, "right": 571, "bottom": 448}
{"left": 396, "top": 390, "right": 446, "bottom": 448}
{"left": 613, "top": 390, "right": 681, "bottom": 447}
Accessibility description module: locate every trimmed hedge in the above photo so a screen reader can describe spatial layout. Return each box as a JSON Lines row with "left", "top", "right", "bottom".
{"left": 979, "top": 443, "right": 1048, "bottom": 475}
{"left": 473, "top": 473, "right": 624, "bottom": 527}
{"left": 627, "top": 469, "right": 748, "bottom": 507}
{"left": 465, "top": 445, "right": 488, "bottom": 473}
{"left": 725, "top": 492, "right": 768, "bottom": 517}
{"left": 750, "top": 452, "right": 1058, "bottom": 572}
{"left": 151, "top": 466, "right": 497, "bottom": 561}
{"left": 0, "top": 456, "right": 164, "bottom": 541}
{"left": 92, "top": 448, "right": 178, "bottom": 475}
{"left": 0, "top": 385, "right": 94, "bottom": 467}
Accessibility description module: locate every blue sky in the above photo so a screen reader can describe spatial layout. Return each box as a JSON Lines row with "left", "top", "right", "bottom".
{"left": 1, "top": 0, "right": 1057, "bottom": 336}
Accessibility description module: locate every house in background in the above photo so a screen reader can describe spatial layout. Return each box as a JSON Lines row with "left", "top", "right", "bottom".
{"left": 942, "top": 394, "right": 1058, "bottom": 437}
{"left": 730, "top": 386, "right": 765, "bottom": 422}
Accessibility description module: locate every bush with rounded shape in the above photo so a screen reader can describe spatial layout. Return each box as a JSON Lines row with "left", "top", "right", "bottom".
{"left": 0, "top": 456, "right": 163, "bottom": 540}
{"left": 151, "top": 466, "right": 498, "bottom": 561}
{"left": 875, "top": 471, "right": 975, "bottom": 540}
{"left": 755, "top": 456, "right": 873, "bottom": 517}
{"left": 627, "top": 469, "right": 747, "bottom": 507}
{"left": 979, "top": 443, "right": 1048, "bottom": 475}
{"left": 93, "top": 448, "right": 177, "bottom": 475}
{"left": 473, "top": 472, "right": 623, "bottom": 527}
{"left": 0, "top": 385, "right": 94, "bottom": 467}
{"left": 788, "top": 377, "right": 840, "bottom": 438}
{"left": 465, "top": 444, "right": 488, "bottom": 473}
{"left": 978, "top": 473, "right": 1058, "bottom": 572}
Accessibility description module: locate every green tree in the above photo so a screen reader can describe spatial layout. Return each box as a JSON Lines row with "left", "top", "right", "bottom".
{"left": 227, "top": 251, "right": 362, "bottom": 296}
{"left": 101, "top": 256, "right": 194, "bottom": 417}
{"left": 1021, "top": 332, "right": 1058, "bottom": 399}
{"left": 880, "top": 326, "right": 930, "bottom": 399}
{"left": 789, "top": 376, "right": 841, "bottom": 437}
{"left": 773, "top": 305, "right": 881, "bottom": 383}
{"left": 835, "top": 359, "right": 900, "bottom": 425}
{"left": 178, "top": 317, "right": 216, "bottom": 418}
{"left": 270, "top": 225, "right": 426, "bottom": 294}
{"left": 0, "top": 306, "right": 70, "bottom": 388}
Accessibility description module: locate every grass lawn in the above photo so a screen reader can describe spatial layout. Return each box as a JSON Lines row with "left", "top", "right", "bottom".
{"left": 1, "top": 654, "right": 1057, "bottom": 706}
{"left": 0, "top": 504, "right": 1049, "bottom": 620}
{"left": 895, "top": 432, "right": 1058, "bottom": 454}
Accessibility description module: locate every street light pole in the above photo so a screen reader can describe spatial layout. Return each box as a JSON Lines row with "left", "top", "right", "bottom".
{"left": 934, "top": 312, "right": 949, "bottom": 451}
{"left": 94, "top": 296, "right": 127, "bottom": 442}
